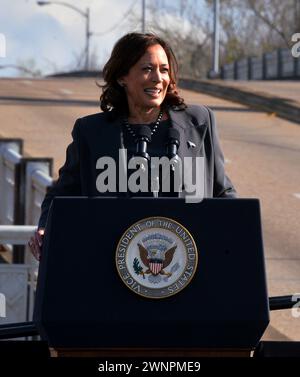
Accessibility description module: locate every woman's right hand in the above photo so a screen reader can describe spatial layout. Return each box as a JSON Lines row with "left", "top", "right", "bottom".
{"left": 28, "top": 228, "right": 45, "bottom": 261}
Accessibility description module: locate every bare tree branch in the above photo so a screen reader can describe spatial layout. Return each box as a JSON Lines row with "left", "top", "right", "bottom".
{"left": 247, "top": 0, "right": 290, "bottom": 46}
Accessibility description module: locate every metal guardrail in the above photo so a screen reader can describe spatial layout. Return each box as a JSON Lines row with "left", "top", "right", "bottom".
{"left": 0, "top": 140, "right": 23, "bottom": 251}
{"left": 0, "top": 139, "right": 52, "bottom": 262}
{"left": 269, "top": 295, "right": 299, "bottom": 311}
{"left": 219, "top": 47, "right": 300, "bottom": 80}
{"left": 0, "top": 322, "right": 38, "bottom": 339}
{"left": 0, "top": 139, "right": 27, "bottom": 264}
{"left": 24, "top": 159, "right": 53, "bottom": 228}
{"left": 0, "top": 138, "right": 53, "bottom": 325}
{"left": 0, "top": 225, "right": 36, "bottom": 244}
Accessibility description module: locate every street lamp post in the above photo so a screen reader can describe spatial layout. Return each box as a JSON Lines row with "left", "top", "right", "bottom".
{"left": 295, "top": 0, "right": 300, "bottom": 30}
{"left": 212, "top": 0, "right": 220, "bottom": 77}
{"left": 142, "top": 0, "right": 146, "bottom": 33}
{"left": 85, "top": 7, "right": 90, "bottom": 71}
{"left": 37, "top": 1, "right": 91, "bottom": 71}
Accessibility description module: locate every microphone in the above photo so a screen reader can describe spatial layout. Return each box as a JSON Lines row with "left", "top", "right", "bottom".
{"left": 127, "top": 126, "right": 152, "bottom": 196}
{"left": 165, "top": 129, "right": 181, "bottom": 194}
{"left": 166, "top": 128, "right": 180, "bottom": 158}
{"left": 135, "top": 125, "right": 152, "bottom": 161}
{"left": 166, "top": 128, "right": 180, "bottom": 169}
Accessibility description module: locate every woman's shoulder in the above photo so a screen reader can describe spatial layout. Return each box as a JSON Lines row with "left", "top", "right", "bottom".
{"left": 170, "top": 104, "right": 213, "bottom": 124}
{"left": 184, "top": 104, "right": 212, "bottom": 118}
{"left": 74, "top": 110, "right": 119, "bottom": 133}
{"left": 76, "top": 111, "right": 113, "bottom": 126}
{"left": 171, "top": 103, "right": 211, "bottom": 114}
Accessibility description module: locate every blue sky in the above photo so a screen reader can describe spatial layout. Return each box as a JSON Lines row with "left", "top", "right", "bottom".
{"left": 0, "top": 0, "right": 145, "bottom": 77}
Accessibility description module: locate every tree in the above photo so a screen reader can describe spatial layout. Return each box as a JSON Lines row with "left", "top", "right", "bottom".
{"left": 15, "top": 58, "right": 42, "bottom": 77}
{"left": 129, "top": 0, "right": 297, "bottom": 78}
{"left": 133, "top": 0, "right": 213, "bottom": 78}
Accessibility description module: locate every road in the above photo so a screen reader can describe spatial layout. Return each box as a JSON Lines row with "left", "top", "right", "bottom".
{"left": 0, "top": 77, "right": 300, "bottom": 341}
{"left": 210, "top": 79, "right": 300, "bottom": 107}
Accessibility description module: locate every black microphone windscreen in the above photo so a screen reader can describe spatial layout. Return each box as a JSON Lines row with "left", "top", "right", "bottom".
{"left": 167, "top": 128, "right": 180, "bottom": 143}
{"left": 136, "top": 125, "right": 152, "bottom": 141}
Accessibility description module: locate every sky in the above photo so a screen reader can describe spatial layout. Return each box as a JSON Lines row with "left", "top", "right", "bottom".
{"left": 0, "top": 0, "right": 147, "bottom": 77}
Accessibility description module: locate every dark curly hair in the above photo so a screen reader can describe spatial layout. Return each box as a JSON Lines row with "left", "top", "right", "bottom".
{"left": 100, "top": 32, "right": 185, "bottom": 114}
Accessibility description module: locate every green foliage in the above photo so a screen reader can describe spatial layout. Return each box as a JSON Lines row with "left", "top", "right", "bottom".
{"left": 133, "top": 257, "right": 144, "bottom": 276}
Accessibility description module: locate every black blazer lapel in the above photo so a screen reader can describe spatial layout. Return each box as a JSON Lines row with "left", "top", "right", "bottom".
{"left": 168, "top": 108, "right": 208, "bottom": 155}
{"left": 168, "top": 108, "right": 208, "bottom": 198}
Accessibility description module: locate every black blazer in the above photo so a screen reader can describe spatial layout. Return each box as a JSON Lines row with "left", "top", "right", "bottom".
{"left": 38, "top": 105, "right": 236, "bottom": 228}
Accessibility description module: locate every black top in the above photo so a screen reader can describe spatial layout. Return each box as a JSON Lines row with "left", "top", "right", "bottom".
{"left": 122, "top": 119, "right": 177, "bottom": 197}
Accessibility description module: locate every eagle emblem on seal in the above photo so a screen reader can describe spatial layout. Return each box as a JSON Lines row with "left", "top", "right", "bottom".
{"left": 133, "top": 242, "right": 178, "bottom": 283}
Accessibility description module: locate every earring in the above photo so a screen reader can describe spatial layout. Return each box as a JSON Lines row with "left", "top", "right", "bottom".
{"left": 118, "top": 81, "right": 126, "bottom": 87}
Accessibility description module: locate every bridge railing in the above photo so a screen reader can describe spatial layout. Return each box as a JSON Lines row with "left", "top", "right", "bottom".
{"left": 218, "top": 48, "right": 300, "bottom": 80}
{"left": 0, "top": 138, "right": 53, "bottom": 325}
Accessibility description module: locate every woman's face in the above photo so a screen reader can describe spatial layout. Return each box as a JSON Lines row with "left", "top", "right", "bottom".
{"left": 120, "top": 44, "right": 170, "bottom": 113}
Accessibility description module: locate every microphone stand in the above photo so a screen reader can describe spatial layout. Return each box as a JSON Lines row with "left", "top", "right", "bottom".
{"left": 151, "top": 165, "right": 159, "bottom": 198}
{"left": 166, "top": 128, "right": 181, "bottom": 196}
{"left": 134, "top": 126, "right": 152, "bottom": 196}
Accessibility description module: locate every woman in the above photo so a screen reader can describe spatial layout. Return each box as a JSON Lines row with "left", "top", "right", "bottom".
{"left": 28, "top": 32, "right": 236, "bottom": 260}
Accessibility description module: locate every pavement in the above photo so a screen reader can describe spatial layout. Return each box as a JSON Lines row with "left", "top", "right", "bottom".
{"left": 0, "top": 76, "right": 300, "bottom": 342}
{"left": 179, "top": 79, "right": 300, "bottom": 125}
{"left": 212, "top": 80, "right": 300, "bottom": 108}
{"left": 0, "top": 78, "right": 101, "bottom": 175}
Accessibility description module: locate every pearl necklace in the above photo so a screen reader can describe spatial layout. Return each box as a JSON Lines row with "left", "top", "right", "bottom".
{"left": 123, "top": 110, "right": 163, "bottom": 139}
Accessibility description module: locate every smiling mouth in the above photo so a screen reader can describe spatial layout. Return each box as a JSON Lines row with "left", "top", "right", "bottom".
{"left": 144, "top": 88, "right": 162, "bottom": 95}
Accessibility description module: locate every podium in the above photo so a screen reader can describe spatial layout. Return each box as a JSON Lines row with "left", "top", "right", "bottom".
{"left": 34, "top": 197, "right": 269, "bottom": 357}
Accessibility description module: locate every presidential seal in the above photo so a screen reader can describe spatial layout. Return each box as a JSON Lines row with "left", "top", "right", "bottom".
{"left": 115, "top": 217, "right": 198, "bottom": 299}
